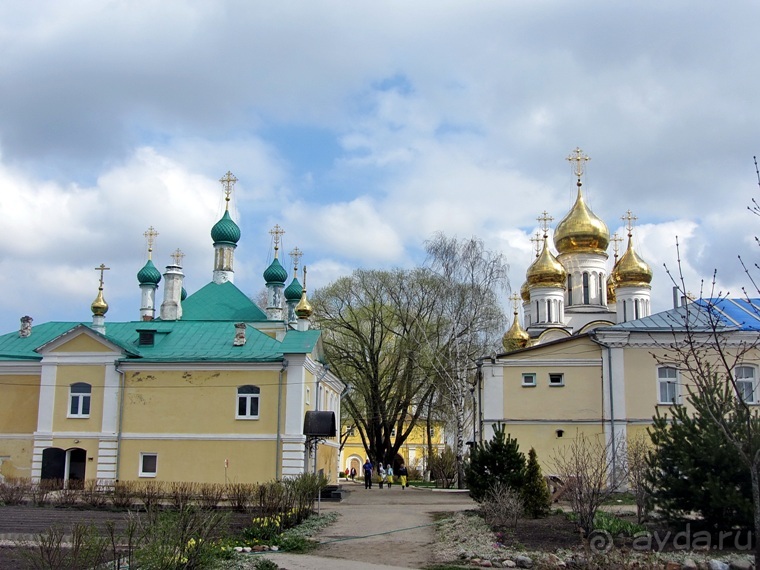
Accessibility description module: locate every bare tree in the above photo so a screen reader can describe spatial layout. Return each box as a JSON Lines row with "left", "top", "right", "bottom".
{"left": 419, "top": 234, "right": 508, "bottom": 487}
{"left": 626, "top": 433, "right": 650, "bottom": 524}
{"left": 550, "top": 432, "right": 628, "bottom": 537}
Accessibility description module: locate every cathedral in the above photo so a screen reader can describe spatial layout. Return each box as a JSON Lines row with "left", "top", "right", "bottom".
{"left": 503, "top": 147, "right": 653, "bottom": 351}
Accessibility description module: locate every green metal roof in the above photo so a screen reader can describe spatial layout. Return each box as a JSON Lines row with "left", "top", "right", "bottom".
{"left": 180, "top": 282, "right": 267, "bottom": 321}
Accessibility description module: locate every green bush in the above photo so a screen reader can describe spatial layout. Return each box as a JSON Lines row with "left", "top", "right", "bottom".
{"left": 464, "top": 424, "right": 525, "bottom": 502}
{"left": 521, "top": 448, "right": 551, "bottom": 518}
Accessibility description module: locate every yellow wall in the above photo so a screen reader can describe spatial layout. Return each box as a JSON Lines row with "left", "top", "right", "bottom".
{"left": 0, "top": 439, "right": 34, "bottom": 479}
{"left": 122, "top": 369, "right": 283, "bottom": 434}
{"left": 51, "top": 335, "right": 113, "bottom": 353}
{"left": 118, "top": 439, "right": 278, "bottom": 483}
{"left": 0, "top": 375, "right": 40, "bottom": 432}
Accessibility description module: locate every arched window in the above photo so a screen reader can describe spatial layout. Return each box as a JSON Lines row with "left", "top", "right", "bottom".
{"left": 598, "top": 274, "right": 604, "bottom": 303}
{"left": 657, "top": 366, "right": 679, "bottom": 404}
{"left": 237, "top": 385, "right": 260, "bottom": 419}
{"left": 582, "top": 272, "right": 590, "bottom": 304}
{"left": 567, "top": 275, "right": 573, "bottom": 306}
{"left": 68, "top": 383, "right": 91, "bottom": 418}
{"left": 735, "top": 365, "right": 757, "bottom": 404}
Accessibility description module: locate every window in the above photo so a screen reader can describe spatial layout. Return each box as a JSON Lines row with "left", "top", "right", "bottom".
{"left": 582, "top": 272, "right": 590, "bottom": 304}
{"left": 140, "top": 453, "right": 157, "bottom": 477}
{"left": 549, "top": 373, "right": 564, "bottom": 387}
{"left": 68, "top": 383, "right": 91, "bottom": 418}
{"left": 736, "top": 365, "right": 757, "bottom": 404}
{"left": 658, "top": 367, "right": 679, "bottom": 404}
{"left": 522, "top": 373, "right": 537, "bottom": 387}
{"left": 237, "top": 385, "right": 260, "bottom": 419}
{"left": 567, "top": 275, "right": 573, "bottom": 306}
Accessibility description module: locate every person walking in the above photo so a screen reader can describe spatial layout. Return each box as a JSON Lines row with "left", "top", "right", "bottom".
{"left": 385, "top": 464, "right": 394, "bottom": 489}
{"left": 378, "top": 463, "right": 386, "bottom": 489}
{"left": 397, "top": 462, "right": 408, "bottom": 489}
{"left": 363, "top": 458, "right": 373, "bottom": 489}
{"left": 350, "top": 466, "right": 356, "bottom": 481}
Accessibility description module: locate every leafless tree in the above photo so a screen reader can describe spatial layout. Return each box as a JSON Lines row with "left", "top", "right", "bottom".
{"left": 626, "top": 433, "right": 650, "bottom": 524}
{"left": 550, "top": 432, "right": 628, "bottom": 537}
{"left": 418, "top": 233, "right": 508, "bottom": 488}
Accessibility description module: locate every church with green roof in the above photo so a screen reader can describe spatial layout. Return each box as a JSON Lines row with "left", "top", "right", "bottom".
{"left": 0, "top": 172, "right": 344, "bottom": 487}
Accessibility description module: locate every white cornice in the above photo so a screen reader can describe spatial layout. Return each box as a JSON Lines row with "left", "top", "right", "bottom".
{"left": 497, "top": 358, "right": 601, "bottom": 367}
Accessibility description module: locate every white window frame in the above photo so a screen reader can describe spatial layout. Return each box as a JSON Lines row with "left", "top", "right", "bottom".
{"left": 657, "top": 366, "right": 679, "bottom": 405}
{"left": 68, "top": 382, "right": 92, "bottom": 418}
{"left": 522, "top": 373, "right": 537, "bottom": 387}
{"left": 139, "top": 452, "right": 158, "bottom": 477}
{"left": 735, "top": 365, "right": 757, "bottom": 404}
{"left": 548, "top": 373, "right": 564, "bottom": 387}
{"left": 236, "top": 385, "right": 260, "bottom": 419}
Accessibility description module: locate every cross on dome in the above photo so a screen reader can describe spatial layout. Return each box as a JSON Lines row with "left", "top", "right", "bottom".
{"left": 144, "top": 226, "right": 159, "bottom": 260}
{"left": 269, "top": 224, "right": 285, "bottom": 258}
{"left": 509, "top": 293, "right": 521, "bottom": 313}
{"left": 622, "top": 210, "right": 638, "bottom": 236}
{"left": 537, "top": 211, "right": 554, "bottom": 237}
{"left": 530, "top": 230, "right": 543, "bottom": 257}
{"left": 171, "top": 248, "right": 185, "bottom": 266}
{"left": 566, "top": 147, "right": 591, "bottom": 179}
{"left": 289, "top": 246, "right": 303, "bottom": 271}
{"left": 219, "top": 171, "right": 238, "bottom": 210}
{"left": 95, "top": 263, "right": 110, "bottom": 289}
{"left": 611, "top": 232, "right": 623, "bottom": 259}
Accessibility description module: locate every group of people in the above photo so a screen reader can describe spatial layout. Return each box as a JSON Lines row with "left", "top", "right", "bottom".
{"left": 356, "top": 458, "right": 408, "bottom": 490}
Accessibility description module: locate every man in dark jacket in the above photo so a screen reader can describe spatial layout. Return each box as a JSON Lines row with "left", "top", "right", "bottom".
{"left": 363, "top": 458, "right": 373, "bottom": 489}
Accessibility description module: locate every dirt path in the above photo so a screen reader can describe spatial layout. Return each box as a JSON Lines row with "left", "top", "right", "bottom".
{"left": 267, "top": 480, "right": 477, "bottom": 569}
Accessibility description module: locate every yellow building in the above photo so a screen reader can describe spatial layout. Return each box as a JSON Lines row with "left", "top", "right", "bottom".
{"left": 339, "top": 422, "right": 445, "bottom": 477}
{"left": 0, "top": 173, "right": 345, "bottom": 487}
{"left": 481, "top": 148, "right": 760, "bottom": 472}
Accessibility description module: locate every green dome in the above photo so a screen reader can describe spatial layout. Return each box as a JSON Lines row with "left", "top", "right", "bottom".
{"left": 181, "top": 287, "right": 187, "bottom": 301}
{"left": 211, "top": 210, "right": 241, "bottom": 245}
{"left": 263, "top": 258, "right": 288, "bottom": 284}
{"left": 284, "top": 277, "right": 303, "bottom": 301}
{"left": 137, "top": 259, "right": 162, "bottom": 285}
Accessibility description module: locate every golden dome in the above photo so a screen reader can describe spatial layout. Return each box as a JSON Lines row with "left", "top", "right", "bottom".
{"left": 520, "top": 280, "right": 530, "bottom": 302}
{"left": 91, "top": 288, "right": 108, "bottom": 317}
{"left": 502, "top": 312, "right": 529, "bottom": 352}
{"left": 554, "top": 183, "right": 609, "bottom": 255}
{"left": 612, "top": 234, "right": 652, "bottom": 288}
{"left": 606, "top": 272, "right": 617, "bottom": 303}
{"left": 295, "top": 289, "right": 313, "bottom": 318}
{"left": 526, "top": 236, "right": 566, "bottom": 289}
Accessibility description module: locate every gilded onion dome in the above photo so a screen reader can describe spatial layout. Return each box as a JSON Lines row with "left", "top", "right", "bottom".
{"left": 520, "top": 280, "right": 530, "bottom": 302}
{"left": 612, "top": 234, "right": 652, "bottom": 288}
{"left": 526, "top": 236, "right": 566, "bottom": 288}
{"left": 137, "top": 259, "right": 162, "bottom": 286}
{"left": 554, "top": 183, "right": 609, "bottom": 255}
{"left": 91, "top": 289, "right": 108, "bottom": 317}
{"left": 295, "top": 289, "right": 313, "bottom": 318}
{"left": 606, "top": 272, "right": 617, "bottom": 303}
{"left": 502, "top": 312, "right": 529, "bottom": 352}
{"left": 211, "top": 210, "right": 241, "bottom": 245}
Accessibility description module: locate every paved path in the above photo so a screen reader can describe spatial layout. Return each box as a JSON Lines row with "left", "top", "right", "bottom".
{"left": 264, "top": 480, "right": 476, "bottom": 569}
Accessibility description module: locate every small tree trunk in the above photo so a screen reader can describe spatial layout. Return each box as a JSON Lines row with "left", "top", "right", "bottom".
{"left": 455, "top": 390, "right": 466, "bottom": 489}
{"left": 751, "top": 463, "right": 760, "bottom": 569}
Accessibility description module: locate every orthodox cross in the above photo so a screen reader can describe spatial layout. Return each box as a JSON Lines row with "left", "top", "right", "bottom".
{"left": 621, "top": 210, "right": 638, "bottom": 236}
{"left": 269, "top": 224, "right": 285, "bottom": 258}
{"left": 143, "top": 226, "right": 158, "bottom": 260}
{"left": 509, "top": 293, "right": 521, "bottom": 313}
{"left": 537, "top": 211, "right": 554, "bottom": 238}
{"left": 530, "top": 230, "right": 543, "bottom": 257}
{"left": 289, "top": 246, "right": 303, "bottom": 273}
{"left": 219, "top": 171, "right": 238, "bottom": 209}
{"left": 302, "top": 266, "right": 308, "bottom": 290}
{"left": 95, "top": 263, "right": 110, "bottom": 289}
{"left": 171, "top": 248, "right": 185, "bottom": 267}
{"left": 610, "top": 232, "right": 623, "bottom": 261}
{"left": 566, "top": 147, "right": 591, "bottom": 178}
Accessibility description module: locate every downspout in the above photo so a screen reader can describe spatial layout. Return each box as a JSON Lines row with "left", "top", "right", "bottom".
{"left": 591, "top": 336, "right": 616, "bottom": 480}
{"left": 275, "top": 359, "right": 288, "bottom": 480}
{"left": 114, "top": 362, "right": 125, "bottom": 481}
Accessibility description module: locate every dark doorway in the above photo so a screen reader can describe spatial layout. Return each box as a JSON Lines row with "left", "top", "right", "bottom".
{"left": 40, "top": 447, "right": 86, "bottom": 489}
{"left": 68, "top": 448, "right": 86, "bottom": 488}
{"left": 41, "top": 448, "right": 65, "bottom": 482}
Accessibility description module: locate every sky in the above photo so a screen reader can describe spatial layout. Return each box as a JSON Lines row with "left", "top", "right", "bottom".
{"left": 0, "top": 1, "right": 758, "bottom": 331}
